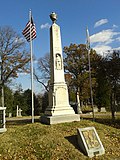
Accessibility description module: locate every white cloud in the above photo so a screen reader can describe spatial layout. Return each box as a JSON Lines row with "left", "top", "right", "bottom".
{"left": 40, "top": 23, "right": 50, "bottom": 29}
{"left": 116, "top": 37, "right": 120, "bottom": 41}
{"left": 17, "top": 73, "right": 28, "bottom": 76}
{"left": 90, "top": 29, "right": 120, "bottom": 44}
{"left": 112, "top": 24, "right": 118, "bottom": 28}
{"left": 113, "top": 46, "right": 120, "bottom": 50}
{"left": 93, "top": 45, "right": 112, "bottom": 55}
{"left": 94, "top": 19, "right": 108, "bottom": 28}
{"left": 90, "top": 29, "right": 120, "bottom": 55}
{"left": 14, "top": 37, "right": 24, "bottom": 43}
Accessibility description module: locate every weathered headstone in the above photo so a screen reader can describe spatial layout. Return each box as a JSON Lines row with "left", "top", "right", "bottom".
{"left": 8, "top": 112, "right": 12, "bottom": 118}
{"left": 94, "top": 107, "right": 98, "bottom": 112}
{"left": 16, "top": 105, "right": 18, "bottom": 117}
{"left": 77, "top": 127, "right": 105, "bottom": 157}
{"left": 77, "top": 92, "right": 82, "bottom": 114}
{"left": 18, "top": 108, "right": 22, "bottom": 117}
{"left": 40, "top": 12, "right": 80, "bottom": 124}
{"left": 100, "top": 107, "right": 106, "bottom": 113}
{"left": 0, "top": 107, "right": 7, "bottom": 133}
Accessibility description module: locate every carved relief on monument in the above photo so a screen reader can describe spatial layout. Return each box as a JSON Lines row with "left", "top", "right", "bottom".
{"left": 55, "top": 53, "right": 62, "bottom": 70}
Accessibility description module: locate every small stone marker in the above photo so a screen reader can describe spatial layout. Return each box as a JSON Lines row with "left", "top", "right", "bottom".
{"left": 16, "top": 105, "right": 18, "bottom": 117}
{"left": 8, "top": 112, "right": 12, "bottom": 118}
{"left": 94, "top": 107, "right": 98, "bottom": 112}
{"left": 77, "top": 127, "right": 105, "bottom": 158}
{"left": 18, "top": 108, "right": 22, "bottom": 117}
{"left": 100, "top": 107, "right": 106, "bottom": 113}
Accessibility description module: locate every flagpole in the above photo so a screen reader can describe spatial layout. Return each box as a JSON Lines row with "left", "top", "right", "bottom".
{"left": 29, "top": 10, "right": 34, "bottom": 123}
{"left": 86, "top": 27, "right": 95, "bottom": 121}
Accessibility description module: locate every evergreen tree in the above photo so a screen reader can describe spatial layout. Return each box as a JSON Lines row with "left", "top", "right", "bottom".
{"left": 4, "top": 86, "right": 14, "bottom": 116}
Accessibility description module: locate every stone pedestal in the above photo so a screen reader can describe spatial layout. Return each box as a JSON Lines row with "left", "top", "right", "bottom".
{"left": 0, "top": 107, "right": 7, "bottom": 133}
{"left": 41, "top": 114, "right": 80, "bottom": 125}
{"left": 41, "top": 12, "right": 80, "bottom": 124}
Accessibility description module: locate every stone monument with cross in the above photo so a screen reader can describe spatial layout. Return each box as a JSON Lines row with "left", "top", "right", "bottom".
{"left": 41, "top": 12, "right": 80, "bottom": 124}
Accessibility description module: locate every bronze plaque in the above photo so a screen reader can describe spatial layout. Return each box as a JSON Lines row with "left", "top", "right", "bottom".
{"left": 82, "top": 129, "right": 100, "bottom": 149}
{"left": 77, "top": 127, "right": 105, "bottom": 157}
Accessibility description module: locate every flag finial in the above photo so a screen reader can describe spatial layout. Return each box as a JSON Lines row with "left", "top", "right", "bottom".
{"left": 86, "top": 27, "right": 90, "bottom": 50}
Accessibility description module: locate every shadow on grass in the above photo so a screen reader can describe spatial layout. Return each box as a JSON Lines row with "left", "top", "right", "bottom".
{"left": 82, "top": 116, "right": 120, "bottom": 129}
{"left": 95, "top": 118, "right": 120, "bottom": 129}
{"left": 65, "top": 135, "right": 85, "bottom": 156}
{"left": 6, "top": 118, "right": 40, "bottom": 127}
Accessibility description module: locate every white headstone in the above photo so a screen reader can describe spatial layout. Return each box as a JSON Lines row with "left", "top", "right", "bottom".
{"left": 16, "top": 105, "right": 18, "bottom": 117}
{"left": 8, "top": 112, "right": 12, "bottom": 118}
{"left": 100, "top": 107, "right": 106, "bottom": 112}
{"left": 18, "top": 108, "right": 22, "bottom": 117}
{"left": 77, "top": 92, "right": 82, "bottom": 114}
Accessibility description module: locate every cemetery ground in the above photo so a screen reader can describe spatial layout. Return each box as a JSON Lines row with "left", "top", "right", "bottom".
{"left": 0, "top": 113, "right": 120, "bottom": 160}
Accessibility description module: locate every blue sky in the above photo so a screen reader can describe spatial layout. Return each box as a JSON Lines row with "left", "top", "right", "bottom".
{"left": 0, "top": 0, "right": 120, "bottom": 93}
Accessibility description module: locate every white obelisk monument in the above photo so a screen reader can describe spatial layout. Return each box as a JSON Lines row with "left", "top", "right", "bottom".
{"left": 41, "top": 12, "right": 80, "bottom": 124}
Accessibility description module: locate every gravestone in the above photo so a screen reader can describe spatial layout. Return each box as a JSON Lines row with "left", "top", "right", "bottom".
{"left": 16, "top": 105, "right": 22, "bottom": 117}
{"left": 8, "top": 112, "right": 12, "bottom": 118}
{"left": 100, "top": 107, "right": 106, "bottom": 113}
{"left": 16, "top": 105, "right": 18, "bottom": 117}
{"left": 0, "top": 107, "right": 7, "bottom": 133}
{"left": 77, "top": 127, "right": 105, "bottom": 157}
{"left": 18, "top": 108, "right": 22, "bottom": 117}
{"left": 94, "top": 107, "right": 98, "bottom": 112}
{"left": 40, "top": 12, "right": 80, "bottom": 124}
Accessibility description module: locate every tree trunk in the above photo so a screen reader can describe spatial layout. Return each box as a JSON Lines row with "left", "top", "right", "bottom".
{"left": 110, "top": 93, "right": 116, "bottom": 121}
{"left": 1, "top": 58, "right": 4, "bottom": 107}
{"left": 1, "top": 86, "right": 4, "bottom": 107}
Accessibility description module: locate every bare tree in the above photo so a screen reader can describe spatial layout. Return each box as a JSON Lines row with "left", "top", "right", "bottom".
{"left": 35, "top": 53, "right": 50, "bottom": 92}
{"left": 0, "top": 26, "right": 30, "bottom": 106}
{"left": 37, "top": 53, "right": 50, "bottom": 79}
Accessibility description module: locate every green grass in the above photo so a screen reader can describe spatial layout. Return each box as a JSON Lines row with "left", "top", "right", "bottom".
{"left": 0, "top": 116, "right": 120, "bottom": 160}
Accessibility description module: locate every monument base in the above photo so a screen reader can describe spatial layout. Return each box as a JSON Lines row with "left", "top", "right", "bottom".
{"left": 0, "top": 128, "right": 7, "bottom": 133}
{"left": 40, "top": 114, "right": 80, "bottom": 125}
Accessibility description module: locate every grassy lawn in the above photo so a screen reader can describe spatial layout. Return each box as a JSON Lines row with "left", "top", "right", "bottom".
{"left": 0, "top": 114, "right": 120, "bottom": 160}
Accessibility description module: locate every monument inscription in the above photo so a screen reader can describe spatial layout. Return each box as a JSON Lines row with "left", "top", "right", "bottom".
{"left": 56, "top": 87, "right": 67, "bottom": 105}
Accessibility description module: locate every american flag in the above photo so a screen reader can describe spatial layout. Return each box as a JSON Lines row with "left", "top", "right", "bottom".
{"left": 22, "top": 16, "right": 36, "bottom": 42}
